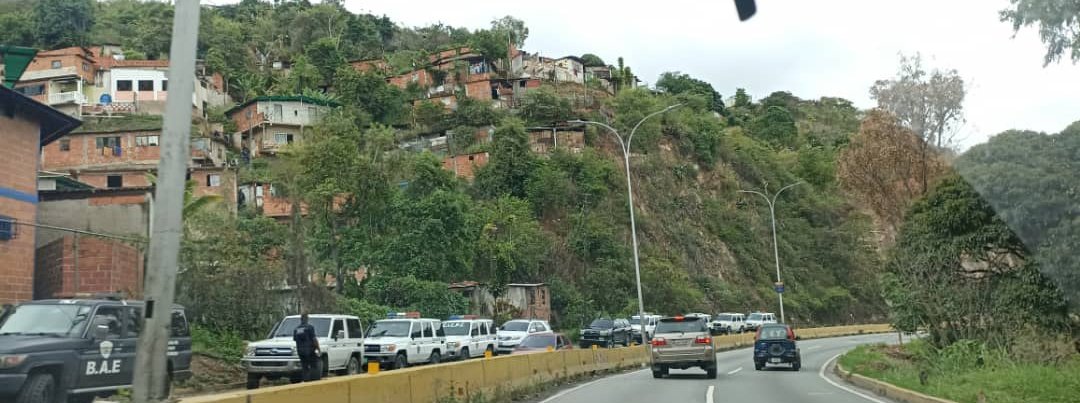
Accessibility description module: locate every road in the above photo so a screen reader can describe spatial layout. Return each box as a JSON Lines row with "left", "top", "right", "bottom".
{"left": 538, "top": 333, "right": 901, "bottom": 403}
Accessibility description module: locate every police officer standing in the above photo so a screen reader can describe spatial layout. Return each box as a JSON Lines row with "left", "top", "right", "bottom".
{"left": 293, "top": 313, "right": 322, "bottom": 382}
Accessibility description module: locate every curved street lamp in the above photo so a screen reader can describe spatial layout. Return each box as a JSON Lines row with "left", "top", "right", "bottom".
{"left": 739, "top": 181, "right": 802, "bottom": 324}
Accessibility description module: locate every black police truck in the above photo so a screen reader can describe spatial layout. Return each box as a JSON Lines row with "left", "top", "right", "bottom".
{"left": 0, "top": 299, "right": 192, "bottom": 403}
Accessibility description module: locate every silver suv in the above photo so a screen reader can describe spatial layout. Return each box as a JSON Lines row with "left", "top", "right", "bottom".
{"left": 650, "top": 316, "right": 717, "bottom": 379}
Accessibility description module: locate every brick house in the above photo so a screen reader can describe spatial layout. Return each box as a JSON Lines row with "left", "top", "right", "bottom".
{"left": 448, "top": 282, "right": 551, "bottom": 321}
{"left": 441, "top": 151, "right": 489, "bottom": 180}
{"left": 527, "top": 125, "right": 586, "bottom": 155}
{"left": 225, "top": 95, "right": 338, "bottom": 157}
{"left": 12, "top": 46, "right": 97, "bottom": 116}
{"left": 0, "top": 85, "right": 82, "bottom": 304}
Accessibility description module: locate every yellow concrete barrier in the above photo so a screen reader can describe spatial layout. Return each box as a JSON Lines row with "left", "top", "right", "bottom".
{"left": 181, "top": 324, "right": 892, "bottom": 403}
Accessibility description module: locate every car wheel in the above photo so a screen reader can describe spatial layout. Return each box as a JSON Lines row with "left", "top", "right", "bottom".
{"left": 246, "top": 373, "right": 261, "bottom": 390}
{"left": 394, "top": 353, "right": 408, "bottom": 369}
{"left": 321, "top": 356, "right": 330, "bottom": 378}
{"left": 460, "top": 347, "right": 470, "bottom": 360}
{"left": 429, "top": 350, "right": 442, "bottom": 364}
{"left": 69, "top": 395, "right": 96, "bottom": 403}
{"left": 606, "top": 339, "right": 614, "bottom": 348}
{"left": 622, "top": 334, "right": 629, "bottom": 346}
{"left": 651, "top": 365, "right": 666, "bottom": 378}
{"left": 706, "top": 363, "right": 718, "bottom": 379}
{"left": 754, "top": 362, "right": 763, "bottom": 371}
{"left": 289, "top": 373, "right": 303, "bottom": 383}
{"left": 344, "top": 356, "right": 361, "bottom": 375}
{"left": 793, "top": 359, "right": 801, "bottom": 371}
{"left": 486, "top": 345, "right": 495, "bottom": 357}
{"left": 15, "top": 373, "right": 55, "bottom": 403}
{"left": 580, "top": 342, "right": 589, "bottom": 349}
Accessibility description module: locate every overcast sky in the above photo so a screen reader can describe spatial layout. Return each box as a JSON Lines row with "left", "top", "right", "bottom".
{"left": 214, "top": 0, "right": 1079, "bottom": 148}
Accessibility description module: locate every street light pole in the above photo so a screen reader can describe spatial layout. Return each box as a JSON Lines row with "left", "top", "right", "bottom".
{"left": 570, "top": 103, "right": 681, "bottom": 347}
{"left": 738, "top": 182, "right": 802, "bottom": 324}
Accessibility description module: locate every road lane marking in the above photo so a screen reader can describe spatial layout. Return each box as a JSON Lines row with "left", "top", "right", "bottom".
{"left": 539, "top": 369, "right": 646, "bottom": 403}
{"left": 706, "top": 385, "right": 715, "bottom": 403}
{"left": 819, "top": 354, "right": 890, "bottom": 403}
{"left": 726, "top": 367, "right": 742, "bottom": 375}
{"left": 808, "top": 345, "right": 823, "bottom": 350}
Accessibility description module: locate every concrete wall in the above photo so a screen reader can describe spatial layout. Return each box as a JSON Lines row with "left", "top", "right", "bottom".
{"left": 0, "top": 114, "right": 41, "bottom": 304}
{"left": 35, "top": 195, "right": 150, "bottom": 247}
{"left": 110, "top": 67, "right": 168, "bottom": 102}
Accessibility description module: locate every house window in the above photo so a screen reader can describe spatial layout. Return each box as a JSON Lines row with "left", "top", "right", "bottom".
{"left": 245, "top": 108, "right": 253, "bottom": 119}
{"left": 117, "top": 80, "right": 133, "bottom": 91}
{"left": 15, "top": 85, "right": 45, "bottom": 96}
{"left": 468, "top": 155, "right": 475, "bottom": 161}
{"left": 161, "top": 80, "right": 168, "bottom": 91}
{"left": 272, "top": 104, "right": 283, "bottom": 120}
{"left": 207, "top": 174, "right": 221, "bottom": 187}
{"left": 82, "top": 62, "right": 90, "bottom": 72}
{"left": 135, "top": 135, "right": 159, "bottom": 146}
{"left": 59, "top": 139, "right": 70, "bottom": 151}
{"left": 107, "top": 175, "right": 123, "bottom": 188}
{"left": 95, "top": 136, "right": 121, "bottom": 149}
{"left": 274, "top": 133, "right": 293, "bottom": 145}
{"left": 51, "top": 60, "right": 61, "bottom": 69}
{"left": 138, "top": 80, "right": 154, "bottom": 91}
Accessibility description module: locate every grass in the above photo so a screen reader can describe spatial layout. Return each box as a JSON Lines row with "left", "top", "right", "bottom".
{"left": 75, "top": 114, "right": 164, "bottom": 133}
{"left": 839, "top": 341, "right": 1080, "bottom": 403}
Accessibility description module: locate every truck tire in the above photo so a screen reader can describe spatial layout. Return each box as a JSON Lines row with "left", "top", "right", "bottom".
{"left": 16, "top": 373, "right": 55, "bottom": 403}
{"left": 706, "top": 361, "right": 718, "bottom": 379}
{"left": 460, "top": 347, "right": 470, "bottom": 361}
{"left": 68, "top": 395, "right": 96, "bottom": 403}
{"left": 338, "top": 356, "right": 360, "bottom": 376}
{"left": 393, "top": 353, "right": 407, "bottom": 370}
{"left": 428, "top": 350, "right": 441, "bottom": 364}
{"left": 246, "top": 373, "right": 261, "bottom": 390}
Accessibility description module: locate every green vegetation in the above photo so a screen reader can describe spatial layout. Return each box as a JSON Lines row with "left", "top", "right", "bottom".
{"left": 73, "top": 114, "right": 163, "bottom": 133}
{"left": 840, "top": 341, "right": 1080, "bottom": 403}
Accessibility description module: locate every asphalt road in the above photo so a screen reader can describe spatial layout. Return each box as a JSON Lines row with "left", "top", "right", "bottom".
{"left": 538, "top": 333, "right": 902, "bottom": 403}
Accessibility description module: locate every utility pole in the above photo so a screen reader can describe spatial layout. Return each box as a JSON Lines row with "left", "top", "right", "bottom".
{"left": 570, "top": 103, "right": 681, "bottom": 356}
{"left": 738, "top": 182, "right": 802, "bottom": 324}
{"left": 132, "top": 1, "right": 201, "bottom": 402}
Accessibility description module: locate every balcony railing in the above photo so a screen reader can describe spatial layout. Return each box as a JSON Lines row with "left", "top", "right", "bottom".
{"left": 48, "top": 91, "right": 88, "bottom": 105}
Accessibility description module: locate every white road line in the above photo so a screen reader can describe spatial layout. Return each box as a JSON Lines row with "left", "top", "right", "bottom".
{"left": 808, "top": 345, "right": 823, "bottom": 350}
{"left": 818, "top": 353, "right": 891, "bottom": 403}
{"left": 726, "top": 367, "right": 742, "bottom": 375}
{"left": 539, "top": 369, "right": 646, "bottom": 403}
{"left": 705, "top": 385, "right": 715, "bottom": 403}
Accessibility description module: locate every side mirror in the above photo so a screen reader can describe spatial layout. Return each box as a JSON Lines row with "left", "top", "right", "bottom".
{"left": 92, "top": 324, "right": 109, "bottom": 340}
{"left": 336, "top": 330, "right": 346, "bottom": 340}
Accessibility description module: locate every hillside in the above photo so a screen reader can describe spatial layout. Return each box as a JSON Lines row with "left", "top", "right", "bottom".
{"left": 0, "top": 0, "right": 887, "bottom": 336}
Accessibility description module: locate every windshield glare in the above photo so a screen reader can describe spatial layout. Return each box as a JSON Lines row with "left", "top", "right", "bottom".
{"left": 655, "top": 318, "right": 707, "bottom": 333}
{"left": 759, "top": 326, "right": 790, "bottom": 340}
{"left": 368, "top": 320, "right": 411, "bottom": 337}
{"left": 589, "top": 319, "right": 614, "bottom": 328}
{"left": 271, "top": 317, "right": 331, "bottom": 338}
{"left": 717, "top": 314, "right": 734, "bottom": 321}
{"left": 0, "top": 304, "right": 92, "bottom": 337}
{"left": 501, "top": 321, "right": 529, "bottom": 331}
{"left": 442, "top": 321, "right": 470, "bottom": 336}
{"left": 748, "top": 313, "right": 763, "bottom": 321}
{"left": 519, "top": 334, "right": 556, "bottom": 348}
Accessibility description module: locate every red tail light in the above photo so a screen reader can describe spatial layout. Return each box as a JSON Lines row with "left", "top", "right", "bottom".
{"left": 651, "top": 337, "right": 667, "bottom": 347}
{"left": 694, "top": 336, "right": 712, "bottom": 345}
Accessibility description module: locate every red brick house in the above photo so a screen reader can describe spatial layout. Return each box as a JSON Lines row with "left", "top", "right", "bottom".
{"left": 441, "top": 151, "right": 489, "bottom": 180}
{"left": 0, "top": 85, "right": 81, "bottom": 304}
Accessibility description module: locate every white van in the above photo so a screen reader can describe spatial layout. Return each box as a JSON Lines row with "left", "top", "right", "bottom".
{"left": 441, "top": 317, "right": 496, "bottom": 360}
{"left": 363, "top": 314, "right": 446, "bottom": 369}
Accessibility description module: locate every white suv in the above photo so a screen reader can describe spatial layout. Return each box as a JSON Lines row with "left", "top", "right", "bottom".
{"left": 711, "top": 313, "right": 747, "bottom": 333}
{"left": 441, "top": 318, "right": 496, "bottom": 360}
{"left": 495, "top": 319, "right": 551, "bottom": 354}
{"left": 630, "top": 314, "right": 661, "bottom": 342}
{"left": 363, "top": 316, "right": 446, "bottom": 369}
{"left": 745, "top": 312, "right": 777, "bottom": 331}
{"left": 243, "top": 314, "right": 365, "bottom": 389}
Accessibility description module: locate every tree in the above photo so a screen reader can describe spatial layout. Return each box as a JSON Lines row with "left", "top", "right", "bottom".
{"left": 0, "top": 10, "right": 36, "bottom": 47}
{"left": 305, "top": 37, "right": 346, "bottom": 85}
{"left": 884, "top": 174, "right": 1068, "bottom": 348}
{"left": 472, "top": 196, "right": 551, "bottom": 295}
{"left": 333, "top": 66, "right": 407, "bottom": 125}
{"left": 733, "top": 88, "right": 751, "bottom": 108}
{"left": 517, "top": 87, "right": 573, "bottom": 125}
{"left": 364, "top": 275, "right": 469, "bottom": 319}
{"left": 413, "top": 100, "right": 447, "bottom": 132}
{"left": 656, "top": 71, "right": 724, "bottom": 114}
{"left": 451, "top": 97, "right": 502, "bottom": 127}
{"left": 749, "top": 106, "right": 797, "bottom": 147}
{"left": 580, "top": 53, "right": 605, "bottom": 67}
{"left": 33, "top": 0, "right": 93, "bottom": 48}
{"left": 837, "top": 110, "right": 947, "bottom": 236}
{"left": 469, "top": 29, "right": 508, "bottom": 61}
{"left": 1000, "top": 0, "right": 1080, "bottom": 65}
{"left": 870, "top": 53, "right": 965, "bottom": 150}
{"left": 491, "top": 16, "right": 528, "bottom": 48}
{"left": 474, "top": 119, "right": 535, "bottom": 199}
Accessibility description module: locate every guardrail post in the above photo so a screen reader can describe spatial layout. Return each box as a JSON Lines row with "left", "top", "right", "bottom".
{"left": 368, "top": 361, "right": 380, "bottom": 375}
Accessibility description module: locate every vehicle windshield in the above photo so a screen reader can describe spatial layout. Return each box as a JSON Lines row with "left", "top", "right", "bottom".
{"left": 759, "top": 326, "right": 791, "bottom": 340}
{"left": 442, "top": 321, "right": 471, "bottom": 336}
{"left": 655, "top": 318, "right": 707, "bottom": 333}
{"left": 501, "top": 321, "right": 529, "bottom": 332}
{"left": 270, "top": 317, "right": 331, "bottom": 338}
{"left": 747, "top": 313, "right": 763, "bottom": 321}
{"left": 716, "top": 314, "right": 734, "bottom": 321}
{"left": 589, "top": 319, "right": 614, "bottom": 329}
{"left": 0, "top": 304, "right": 92, "bottom": 337}
{"left": 628, "top": 318, "right": 641, "bottom": 325}
{"left": 519, "top": 334, "right": 556, "bottom": 348}
{"left": 367, "top": 320, "right": 412, "bottom": 338}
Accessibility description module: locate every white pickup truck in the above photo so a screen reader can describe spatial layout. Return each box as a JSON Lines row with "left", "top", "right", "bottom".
{"left": 242, "top": 314, "right": 365, "bottom": 389}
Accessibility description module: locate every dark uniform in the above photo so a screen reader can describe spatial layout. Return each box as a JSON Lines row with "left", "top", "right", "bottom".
{"left": 293, "top": 322, "right": 322, "bottom": 382}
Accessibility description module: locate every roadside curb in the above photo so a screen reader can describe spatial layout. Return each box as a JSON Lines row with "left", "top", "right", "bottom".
{"left": 833, "top": 361, "right": 956, "bottom": 403}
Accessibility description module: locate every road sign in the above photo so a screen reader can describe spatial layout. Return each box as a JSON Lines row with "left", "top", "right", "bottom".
{"left": 774, "top": 282, "right": 784, "bottom": 293}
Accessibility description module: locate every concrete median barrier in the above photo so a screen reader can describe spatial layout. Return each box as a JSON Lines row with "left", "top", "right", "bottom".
{"left": 181, "top": 324, "right": 890, "bottom": 403}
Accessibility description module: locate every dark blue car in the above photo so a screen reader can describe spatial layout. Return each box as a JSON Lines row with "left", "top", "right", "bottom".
{"left": 753, "top": 323, "right": 801, "bottom": 371}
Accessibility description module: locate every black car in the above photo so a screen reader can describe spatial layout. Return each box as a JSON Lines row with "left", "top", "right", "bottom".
{"left": 579, "top": 318, "right": 631, "bottom": 348}
{"left": 753, "top": 323, "right": 801, "bottom": 371}
{"left": 0, "top": 299, "right": 193, "bottom": 403}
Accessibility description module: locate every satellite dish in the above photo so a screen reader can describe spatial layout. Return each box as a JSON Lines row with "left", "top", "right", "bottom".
{"left": 734, "top": 0, "right": 757, "bottom": 21}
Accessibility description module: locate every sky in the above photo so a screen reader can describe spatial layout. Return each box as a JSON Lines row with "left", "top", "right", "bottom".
{"left": 214, "top": 0, "right": 1079, "bottom": 149}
